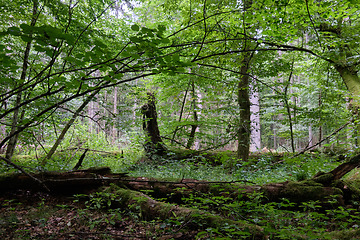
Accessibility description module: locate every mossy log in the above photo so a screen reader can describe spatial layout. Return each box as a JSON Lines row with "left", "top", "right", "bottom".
{"left": 102, "top": 184, "right": 266, "bottom": 239}
{"left": 122, "top": 177, "right": 347, "bottom": 205}
{"left": 0, "top": 168, "right": 357, "bottom": 205}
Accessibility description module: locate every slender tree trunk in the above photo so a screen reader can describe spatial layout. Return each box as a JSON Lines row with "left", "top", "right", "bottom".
{"left": 112, "top": 86, "right": 118, "bottom": 143}
{"left": 42, "top": 89, "right": 101, "bottom": 165}
{"left": 250, "top": 82, "right": 261, "bottom": 151}
{"left": 6, "top": 1, "right": 38, "bottom": 160}
{"left": 186, "top": 80, "right": 198, "bottom": 149}
{"left": 283, "top": 66, "right": 296, "bottom": 153}
{"left": 172, "top": 81, "right": 190, "bottom": 143}
{"left": 318, "top": 90, "right": 323, "bottom": 147}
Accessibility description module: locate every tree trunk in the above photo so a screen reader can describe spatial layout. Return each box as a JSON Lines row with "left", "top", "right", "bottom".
{"left": 112, "top": 86, "right": 118, "bottom": 143}
{"left": 237, "top": 0, "right": 254, "bottom": 161}
{"left": 171, "top": 83, "right": 189, "bottom": 144}
{"left": 250, "top": 82, "right": 261, "bottom": 151}
{"left": 141, "top": 92, "right": 167, "bottom": 158}
{"left": 237, "top": 52, "right": 251, "bottom": 161}
{"left": 335, "top": 64, "right": 360, "bottom": 146}
{"left": 2, "top": 166, "right": 360, "bottom": 240}
{"left": 284, "top": 70, "right": 296, "bottom": 153}
{"left": 1, "top": 163, "right": 359, "bottom": 205}
{"left": 42, "top": 89, "right": 101, "bottom": 165}
{"left": 5, "top": 1, "right": 38, "bottom": 160}
{"left": 186, "top": 80, "right": 198, "bottom": 149}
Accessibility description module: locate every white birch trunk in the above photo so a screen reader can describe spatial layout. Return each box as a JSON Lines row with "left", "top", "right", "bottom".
{"left": 250, "top": 83, "right": 261, "bottom": 152}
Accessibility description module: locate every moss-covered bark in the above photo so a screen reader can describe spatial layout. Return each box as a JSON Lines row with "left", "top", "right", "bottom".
{"left": 103, "top": 184, "right": 266, "bottom": 239}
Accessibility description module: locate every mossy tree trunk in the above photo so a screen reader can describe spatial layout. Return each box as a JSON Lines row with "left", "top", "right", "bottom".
{"left": 237, "top": 0, "right": 254, "bottom": 162}
{"left": 335, "top": 62, "right": 360, "bottom": 146}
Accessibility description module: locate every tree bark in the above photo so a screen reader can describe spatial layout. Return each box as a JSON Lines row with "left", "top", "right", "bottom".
{"left": 186, "top": 80, "right": 199, "bottom": 149}
{"left": 141, "top": 92, "right": 167, "bottom": 158}
{"left": 237, "top": 0, "right": 254, "bottom": 161}
{"left": 250, "top": 83, "right": 261, "bottom": 151}
{"left": 5, "top": 0, "right": 38, "bottom": 160}
{"left": 112, "top": 86, "right": 118, "bottom": 143}
{"left": 237, "top": 52, "right": 252, "bottom": 161}
{"left": 335, "top": 64, "right": 360, "bottom": 146}
{"left": 42, "top": 88, "right": 101, "bottom": 165}
{"left": 1, "top": 166, "right": 358, "bottom": 205}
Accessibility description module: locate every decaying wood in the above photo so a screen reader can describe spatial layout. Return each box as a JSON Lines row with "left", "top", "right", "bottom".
{"left": 0, "top": 166, "right": 358, "bottom": 206}
{"left": 141, "top": 92, "right": 167, "bottom": 157}
{"left": 0, "top": 156, "right": 49, "bottom": 192}
{"left": 73, "top": 148, "right": 89, "bottom": 170}
{"left": 103, "top": 184, "right": 266, "bottom": 239}
{"left": 330, "top": 153, "right": 360, "bottom": 180}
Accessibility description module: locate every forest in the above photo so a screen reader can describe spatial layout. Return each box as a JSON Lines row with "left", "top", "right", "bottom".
{"left": 1, "top": 0, "right": 360, "bottom": 239}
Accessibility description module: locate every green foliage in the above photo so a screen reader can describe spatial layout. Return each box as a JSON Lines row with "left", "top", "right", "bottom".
{"left": 126, "top": 152, "right": 339, "bottom": 184}
{"left": 178, "top": 190, "right": 360, "bottom": 239}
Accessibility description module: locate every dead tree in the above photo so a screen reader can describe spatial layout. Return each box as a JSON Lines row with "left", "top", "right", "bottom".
{"left": 141, "top": 93, "right": 167, "bottom": 159}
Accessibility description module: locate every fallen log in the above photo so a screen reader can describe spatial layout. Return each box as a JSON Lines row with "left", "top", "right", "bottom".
{"left": 101, "top": 184, "right": 266, "bottom": 239}
{"left": 0, "top": 166, "right": 358, "bottom": 206}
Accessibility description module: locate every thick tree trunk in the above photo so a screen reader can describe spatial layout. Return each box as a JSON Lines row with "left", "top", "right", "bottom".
{"left": 329, "top": 153, "right": 360, "bottom": 180}
{"left": 141, "top": 92, "right": 167, "bottom": 158}
{"left": 237, "top": 0, "right": 254, "bottom": 161}
{"left": 335, "top": 64, "right": 360, "bottom": 146}
{"left": 237, "top": 53, "right": 251, "bottom": 161}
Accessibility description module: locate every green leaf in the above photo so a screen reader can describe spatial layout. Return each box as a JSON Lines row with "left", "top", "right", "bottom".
{"left": 8, "top": 26, "right": 21, "bottom": 36}
{"left": 20, "top": 35, "right": 33, "bottom": 43}
{"left": 20, "top": 24, "right": 33, "bottom": 33}
{"left": 129, "top": 36, "right": 143, "bottom": 43}
{"left": 131, "top": 24, "right": 140, "bottom": 31}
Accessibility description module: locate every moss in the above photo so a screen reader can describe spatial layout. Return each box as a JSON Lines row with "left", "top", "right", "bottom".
{"left": 312, "top": 173, "right": 334, "bottom": 184}
{"left": 324, "top": 228, "right": 360, "bottom": 240}
{"left": 281, "top": 181, "right": 343, "bottom": 202}
{"left": 300, "top": 179, "right": 323, "bottom": 186}
{"left": 103, "top": 184, "right": 265, "bottom": 239}
{"left": 342, "top": 180, "right": 360, "bottom": 199}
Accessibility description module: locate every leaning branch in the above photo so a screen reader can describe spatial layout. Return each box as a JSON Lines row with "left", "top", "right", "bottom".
{"left": 0, "top": 156, "right": 49, "bottom": 192}
{"left": 294, "top": 120, "right": 351, "bottom": 157}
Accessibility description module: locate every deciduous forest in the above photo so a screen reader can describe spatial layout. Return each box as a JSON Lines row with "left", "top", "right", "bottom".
{"left": 1, "top": 0, "right": 360, "bottom": 239}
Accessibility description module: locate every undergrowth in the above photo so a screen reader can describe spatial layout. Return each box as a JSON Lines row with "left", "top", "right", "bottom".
{"left": 1, "top": 147, "right": 359, "bottom": 239}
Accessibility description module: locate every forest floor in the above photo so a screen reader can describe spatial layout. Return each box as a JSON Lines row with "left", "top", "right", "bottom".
{"left": 1, "top": 150, "right": 360, "bottom": 239}
{"left": 0, "top": 189, "right": 199, "bottom": 240}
